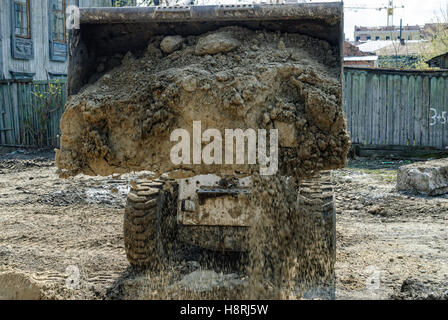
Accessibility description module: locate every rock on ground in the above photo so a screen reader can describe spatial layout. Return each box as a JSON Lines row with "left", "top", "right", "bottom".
{"left": 397, "top": 158, "right": 448, "bottom": 195}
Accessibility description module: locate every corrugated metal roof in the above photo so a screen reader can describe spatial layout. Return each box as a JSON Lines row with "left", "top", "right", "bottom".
{"left": 356, "top": 40, "right": 426, "bottom": 54}
{"left": 356, "top": 41, "right": 394, "bottom": 53}
{"left": 376, "top": 41, "right": 429, "bottom": 56}
{"left": 344, "top": 56, "right": 379, "bottom": 61}
{"left": 356, "top": 40, "right": 428, "bottom": 56}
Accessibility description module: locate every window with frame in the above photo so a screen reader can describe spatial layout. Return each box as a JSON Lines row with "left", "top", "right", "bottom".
{"left": 51, "top": 0, "right": 66, "bottom": 43}
{"left": 14, "top": 0, "right": 31, "bottom": 39}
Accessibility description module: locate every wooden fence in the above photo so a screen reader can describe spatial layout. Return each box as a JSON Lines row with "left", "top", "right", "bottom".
{"left": 2, "top": 68, "right": 448, "bottom": 150}
{"left": 0, "top": 79, "right": 66, "bottom": 148}
{"left": 344, "top": 67, "right": 448, "bottom": 149}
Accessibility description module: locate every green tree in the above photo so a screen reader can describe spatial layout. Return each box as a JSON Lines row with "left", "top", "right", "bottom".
{"left": 419, "top": 9, "right": 448, "bottom": 68}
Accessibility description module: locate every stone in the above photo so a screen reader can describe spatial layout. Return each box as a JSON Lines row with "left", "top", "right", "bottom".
{"left": 181, "top": 75, "right": 197, "bottom": 92}
{"left": 195, "top": 32, "right": 240, "bottom": 55}
{"left": 215, "top": 71, "right": 231, "bottom": 82}
{"left": 397, "top": 158, "right": 448, "bottom": 195}
{"left": 160, "top": 35, "right": 184, "bottom": 54}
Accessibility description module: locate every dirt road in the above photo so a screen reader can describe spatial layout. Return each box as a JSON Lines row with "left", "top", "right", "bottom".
{"left": 334, "top": 160, "right": 448, "bottom": 299}
{"left": 0, "top": 150, "right": 447, "bottom": 299}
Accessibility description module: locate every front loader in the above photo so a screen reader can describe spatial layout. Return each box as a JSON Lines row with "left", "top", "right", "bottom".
{"left": 58, "top": 3, "right": 348, "bottom": 299}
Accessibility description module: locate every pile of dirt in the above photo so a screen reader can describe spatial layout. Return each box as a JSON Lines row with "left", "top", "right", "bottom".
{"left": 56, "top": 26, "right": 349, "bottom": 179}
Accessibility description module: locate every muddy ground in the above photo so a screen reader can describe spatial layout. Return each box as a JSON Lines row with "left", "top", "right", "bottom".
{"left": 0, "top": 148, "right": 447, "bottom": 300}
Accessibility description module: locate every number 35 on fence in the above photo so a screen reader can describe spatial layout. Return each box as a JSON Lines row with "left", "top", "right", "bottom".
{"left": 430, "top": 108, "right": 448, "bottom": 126}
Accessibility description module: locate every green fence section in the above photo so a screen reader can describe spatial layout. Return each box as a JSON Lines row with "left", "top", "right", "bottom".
{"left": 0, "top": 79, "right": 66, "bottom": 147}
{"left": 344, "top": 67, "right": 448, "bottom": 149}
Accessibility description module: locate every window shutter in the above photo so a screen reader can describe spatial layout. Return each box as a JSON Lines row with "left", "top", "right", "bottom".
{"left": 49, "top": 0, "right": 68, "bottom": 62}
{"left": 10, "top": 0, "right": 33, "bottom": 60}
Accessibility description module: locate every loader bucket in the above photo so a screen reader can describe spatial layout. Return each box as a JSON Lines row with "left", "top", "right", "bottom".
{"left": 58, "top": 1, "right": 350, "bottom": 179}
{"left": 68, "top": 3, "right": 344, "bottom": 95}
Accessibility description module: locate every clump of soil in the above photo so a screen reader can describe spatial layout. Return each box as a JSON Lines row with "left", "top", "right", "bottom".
{"left": 56, "top": 26, "right": 349, "bottom": 179}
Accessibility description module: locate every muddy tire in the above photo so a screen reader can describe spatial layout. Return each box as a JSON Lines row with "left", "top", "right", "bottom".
{"left": 156, "top": 181, "right": 179, "bottom": 260}
{"left": 123, "top": 179, "right": 178, "bottom": 269}
{"left": 298, "top": 171, "right": 336, "bottom": 257}
{"left": 297, "top": 171, "right": 336, "bottom": 299}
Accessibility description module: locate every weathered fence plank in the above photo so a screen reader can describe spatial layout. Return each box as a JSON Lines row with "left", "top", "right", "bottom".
{"left": 393, "top": 75, "right": 401, "bottom": 145}
{"left": 444, "top": 78, "right": 448, "bottom": 147}
{"left": 400, "top": 76, "right": 408, "bottom": 145}
{"left": 0, "top": 86, "right": 6, "bottom": 143}
{"left": 386, "top": 74, "right": 394, "bottom": 145}
{"left": 344, "top": 67, "right": 448, "bottom": 149}
{"left": 408, "top": 76, "right": 416, "bottom": 146}
{"left": 379, "top": 74, "right": 388, "bottom": 145}
{"left": 359, "top": 72, "right": 367, "bottom": 144}
{"left": 422, "top": 76, "right": 430, "bottom": 147}
{"left": 352, "top": 72, "right": 360, "bottom": 143}
{"left": 371, "top": 75, "right": 380, "bottom": 145}
{"left": 345, "top": 71, "right": 352, "bottom": 137}
{"left": 414, "top": 76, "right": 423, "bottom": 146}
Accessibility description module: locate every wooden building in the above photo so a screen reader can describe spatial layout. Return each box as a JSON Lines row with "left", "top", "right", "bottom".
{"left": 0, "top": 0, "right": 135, "bottom": 81}
{"left": 427, "top": 52, "right": 448, "bottom": 70}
